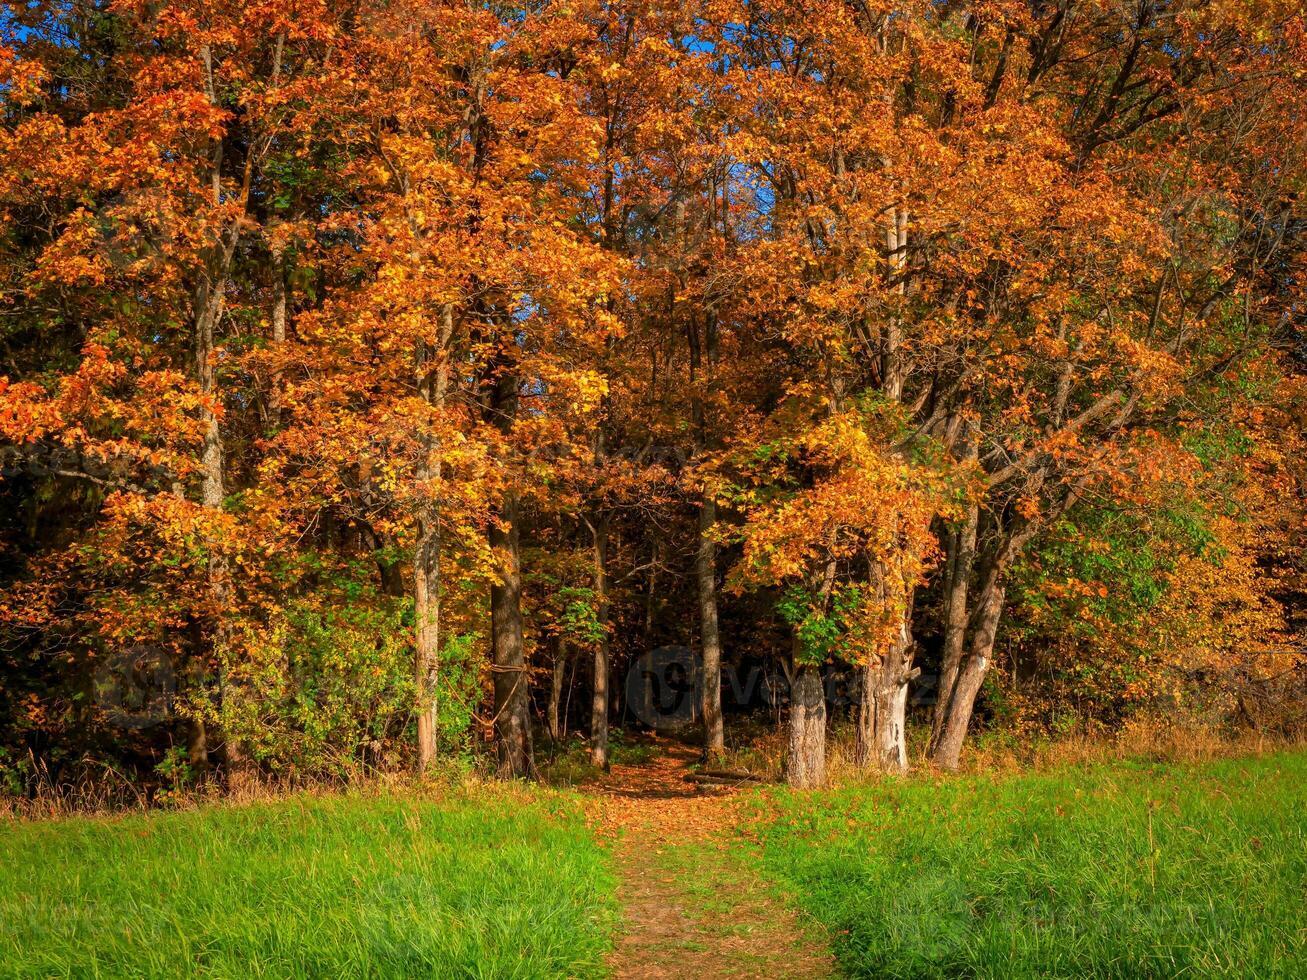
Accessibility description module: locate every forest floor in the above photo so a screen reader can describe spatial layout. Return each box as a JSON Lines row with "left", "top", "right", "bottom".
{"left": 593, "top": 737, "right": 834, "bottom": 979}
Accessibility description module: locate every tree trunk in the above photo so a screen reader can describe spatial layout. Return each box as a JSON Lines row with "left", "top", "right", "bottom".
{"left": 871, "top": 678, "right": 910, "bottom": 771}
{"left": 698, "top": 496, "right": 725, "bottom": 762}
{"left": 485, "top": 353, "right": 533, "bottom": 779}
{"left": 872, "top": 625, "right": 913, "bottom": 772}
{"left": 549, "top": 640, "right": 568, "bottom": 742}
{"left": 855, "top": 658, "right": 875, "bottom": 768}
{"left": 187, "top": 699, "right": 209, "bottom": 772}
{"left": 196, "top": 293, "right": 225, "bottom": 533}
{"left": 612, "top": 648, "right": 624, "bottom": 726}
{"left": 267, "top": 247, "right": 287, "bottom": 427}
{"left": 195, "top": 271, "right": 253, "bottom": 792}
{"left": 195, "top": 47, "right": 252, "bottom": 792}
{"left": 930, "top": 500, "right": 978, "bottom": 754}
{"left": 930, "top": 502, "right": 1043, "bottom": 771}
{"left": 931, "top": 578, "right": 1006, "bottom": 770}
{"left": 882, "top": 205, "right": 908, "bottom": 400}
{"left": 414, "top": 523, "right": 439, "bottom": 771}
{"left": 640, "top": 539, "right": 658, "bottom": 727}
{"left": 590, "top": 511, "right": 611, "bottom": 770}
{"left": 785, "top": 661, "right": 826, "bottom": 788}
{"left": 490, "top": 491, "right": 533, "bottom": 778}
{"left": 360, "top": 525, "right": 405, "bottom": 598}
{"left": 785, "top": 556, "right": 836, "bottom": 788}
{"left": 561, "top": 649, "right": 576, "bottom": 740}
{"left": 856, "top": 582, "right": 916, "bottom": 773}
{"left": 415, "top": 308, "right": 454, "bottom": 772}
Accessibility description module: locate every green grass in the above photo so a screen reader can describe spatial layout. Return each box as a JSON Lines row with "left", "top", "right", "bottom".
{"left": 0, "top": 786, "right": 614, "bottom": 978}
{"left": 743, "top": 751, "right": 1307, "bottom": 978}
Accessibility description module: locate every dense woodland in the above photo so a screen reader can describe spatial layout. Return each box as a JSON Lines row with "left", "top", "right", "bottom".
{"left": 2, "top": 0, "right": 1306, "bottom": 798}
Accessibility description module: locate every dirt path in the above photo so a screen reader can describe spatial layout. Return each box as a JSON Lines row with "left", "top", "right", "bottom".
{"left": 595, "top": 738, "right": 834, "bottom": 979}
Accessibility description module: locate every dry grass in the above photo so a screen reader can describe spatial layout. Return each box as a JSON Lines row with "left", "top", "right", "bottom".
{"left": 961, "top": 714, "right": 1302, "bottom": 775}
{"left": 698, "top": 711, "right": 1306, "bottom": 790}
{"left": 7, "top": 713, "right": 1298, "bottom": 822}
{"left": 1, "top": 754, "right": 489, "bottom": 823}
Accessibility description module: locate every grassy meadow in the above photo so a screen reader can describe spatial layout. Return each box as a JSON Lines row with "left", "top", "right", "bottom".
{"left": 0, "top": 787, "right": 613, "bottom": 979}
{"left": 742, "top": 751, "right": 1307, "bottom": 978}
{"left": 2, "top": 748, "right": 1305, "bottom": 977}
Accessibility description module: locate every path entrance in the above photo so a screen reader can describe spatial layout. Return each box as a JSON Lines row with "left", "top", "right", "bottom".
{"left": 595, "top": 737, "right": 834, "bottom": 979}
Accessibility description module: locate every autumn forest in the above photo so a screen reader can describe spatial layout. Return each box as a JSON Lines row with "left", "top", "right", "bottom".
{"left": 5, "top": 1, "right": 1307, "bottom": 974}
{"left": 3, "top": 0, "right": 1307, "bottom": 811}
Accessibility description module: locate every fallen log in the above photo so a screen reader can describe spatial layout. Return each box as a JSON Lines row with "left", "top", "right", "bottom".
{"left": 698, "top": 768, "right": 769, "bottom": 781}
{"left": 683, "top": 771, "right": 770, "bottom": 786}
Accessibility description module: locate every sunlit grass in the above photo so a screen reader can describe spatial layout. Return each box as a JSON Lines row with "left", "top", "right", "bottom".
{"left": 744, "top": 751, "right": 1307, "bottom": 978}
{"left": 0, "top": 786, "right": 614, "bottom": 978}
